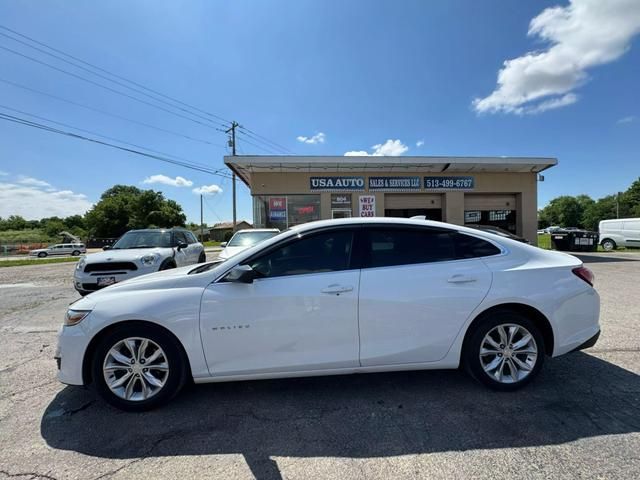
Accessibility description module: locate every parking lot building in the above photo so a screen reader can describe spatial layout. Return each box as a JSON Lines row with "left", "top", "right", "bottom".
{"left": 224, "top": 155, "right": 557, "bottom": 245}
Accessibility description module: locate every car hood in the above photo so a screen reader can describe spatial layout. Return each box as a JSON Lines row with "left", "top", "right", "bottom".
{"left": 83, "top": 247, "right": 170, "bottom": 263}
{"left": 218, "top": 245, "right": 247, "bottom": 259}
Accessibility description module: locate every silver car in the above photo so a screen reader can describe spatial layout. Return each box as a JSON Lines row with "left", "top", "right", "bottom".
{"left": 29, "top": 243, "right": 86, "bottom": 258}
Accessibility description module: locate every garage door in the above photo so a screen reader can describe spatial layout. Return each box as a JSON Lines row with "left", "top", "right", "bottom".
{"left": 464, "top": 194, "right": 516, "bottom": 210}
{"left": 385, "top": 194, "right": 442, "bottom": 209}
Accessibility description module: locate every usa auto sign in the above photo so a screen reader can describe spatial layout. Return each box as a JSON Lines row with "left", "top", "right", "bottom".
{"left": 310, "top": 176, "right": 365, "bottom": 191}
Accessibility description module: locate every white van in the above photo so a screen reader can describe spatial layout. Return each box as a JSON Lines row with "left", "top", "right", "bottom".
{"left": 598, "top": 218, "right": 640, "bottom": 250}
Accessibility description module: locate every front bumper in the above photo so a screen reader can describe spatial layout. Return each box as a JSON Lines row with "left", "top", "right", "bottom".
{"left": 73, "top": 266, "right": 156, "bottom": 294}
{"left": 56, "top": 324, "right": 91, "bottom": 385}
{"left": 571, "top": 329, "right": 600, "bottom": 352}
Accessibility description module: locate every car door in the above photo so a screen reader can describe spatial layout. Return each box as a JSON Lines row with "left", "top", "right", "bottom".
{"left": 199, "top": 228, "right": 360, "bottom": 376}
{"left": 171, "top": 231, "right": 190, "bottom": 267}
{"left": 357, "top": 226, "right": 493, "bottom": 366}
{"left": 623, "top": 220, "right": 640, "bottom": 248}
{"left": 185, "top": 231, "right": 202, "bottom": 262}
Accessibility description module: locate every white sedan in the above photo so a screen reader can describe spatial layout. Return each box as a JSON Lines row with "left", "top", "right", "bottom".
{"left": 217, "top": 228, "right": 280, "bottom": 261}
{"left": 56, "top": 218, "right": 600, "bottom": 410}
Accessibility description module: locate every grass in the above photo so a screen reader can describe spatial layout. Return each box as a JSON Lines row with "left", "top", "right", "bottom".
{"left": 0, "top": 257, "right": 79, "bottom": 267}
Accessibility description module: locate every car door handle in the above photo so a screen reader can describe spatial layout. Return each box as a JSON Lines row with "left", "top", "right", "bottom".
{"left": 447, "top": 275, "right": 477, "bottom": 284}
{"left": 321, "top": 284, "right": 354, "bottom": 295}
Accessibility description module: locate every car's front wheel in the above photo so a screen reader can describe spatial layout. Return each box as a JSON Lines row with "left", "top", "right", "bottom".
{"left": 198, "top": 251, "right": 206, "bottom": 263}
{"left": 91, "top": 324, "right": 187, "bottom": 411}
{"left": 463, "top": 311, "right": 544, "bottom": 391}
{"left": 38, "top": 252, "right": 47, "bottom": 258}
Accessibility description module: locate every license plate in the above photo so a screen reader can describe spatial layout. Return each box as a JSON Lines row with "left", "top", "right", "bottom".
{"left": 97, "top": 276, "right": 116, "bottom": 287}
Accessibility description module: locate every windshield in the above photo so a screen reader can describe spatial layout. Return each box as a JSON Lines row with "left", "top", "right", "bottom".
{"left": 112, "top": 231, "right": 172, "bottom": 249}
{"left": 227, "top": 231, "right": 278, "bottom": 247}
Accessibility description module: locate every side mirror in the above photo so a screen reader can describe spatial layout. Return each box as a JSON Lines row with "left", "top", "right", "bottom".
{"left": 220, "top": 242, "right": 227, "bottom": 248}
{"left": 224, "top": 264, "right": 257, "bottom": 284}
{"left": 103, "top": 245, "right": 112, "bottom": 251}
{"left": 177, "top": 241, "right": 188, "bottom": 250}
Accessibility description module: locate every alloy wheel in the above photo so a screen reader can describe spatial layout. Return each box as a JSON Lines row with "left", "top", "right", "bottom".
{"left": 479, "top": 324, "right": 538, "bottom": 384}
{"left": 102, "top": 337, "right": 169, "bottom": 401}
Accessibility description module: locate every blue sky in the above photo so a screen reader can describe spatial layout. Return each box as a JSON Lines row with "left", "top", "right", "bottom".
{"left": 0, "top": 0, "right": 638, "bottom": 224}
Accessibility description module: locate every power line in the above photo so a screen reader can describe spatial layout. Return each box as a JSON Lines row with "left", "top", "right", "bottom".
{"left": 0, "top": 44, "right": 229, "bottom": 133}
{"left": 0, "top": 24, "right": 231, "bottom": 125}
{"left": 239, "top": 125, "right": 295, "bottom": 154}
{"left": 0, "top": 104, "right": 219, "bottom": 172}
{"left": 0, "top": 111, "right": 233, "bottom": 179}
{"left": 236, "top": 130, "right": 285, "bottom": 155}
{"left": 0, "top": 77, "right": 227, "bottom": 148}
{"left": 0, "top": 26, "right": 231, "bottom": 128}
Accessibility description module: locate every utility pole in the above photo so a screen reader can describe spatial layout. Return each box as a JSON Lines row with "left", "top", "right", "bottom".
{"left": 200, "top": 194, "right": 204, "bottom": 242}
{"left": 226, "top": 121, "right": 239, "bottom": 232}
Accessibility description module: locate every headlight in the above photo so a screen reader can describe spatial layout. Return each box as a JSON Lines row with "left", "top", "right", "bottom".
{"left": 141, "top": 254, "right": 158, "bottom": 266}
{"left": 76, "top": 257, "right": 86, "bottom": 270}
{"left": 65, "top": 309, "right": 91, "bottom": 326}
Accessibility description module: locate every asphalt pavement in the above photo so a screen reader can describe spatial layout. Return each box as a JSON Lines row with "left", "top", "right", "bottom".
{"left": 0, "top": 251, "right": 639, "bottom": 479}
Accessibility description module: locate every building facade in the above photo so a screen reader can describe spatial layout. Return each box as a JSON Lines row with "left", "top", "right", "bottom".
{"left": 225, "top": 156, "right": 557, "bottom": 244}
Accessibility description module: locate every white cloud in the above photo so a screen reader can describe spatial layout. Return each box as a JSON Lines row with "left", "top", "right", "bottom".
{"left": 617, "top": 115, "right": 636, "bottom": 124}
{"left": 192, "top": 184, "right": 223, "bottom": 196}
{"left": 416, "top": 140, "right": 425, "bottom": 147}
{"left": 345, "top": 139, "right": 409, "bottom": 157}
{"left": 0, "top": 182, "right": 92, "bottom": 219}
{"left": 344, "top": 150, "right": 370, "bottom": 156}
{"left": 17, "top": 175, "right": 51, "bottom": 187}
{"left": 0, "top": 170, "right": 8, "bottom": 176}
{"left": 142, "top": 174, "right": 193, "bottom": 187}
{"left": 297, "top": 132, "right": 326, "bottom": 144}
{"left": 473, "top": 0, "right": 640, "bottom": 115}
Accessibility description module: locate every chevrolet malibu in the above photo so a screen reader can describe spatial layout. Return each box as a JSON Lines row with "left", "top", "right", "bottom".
{"left": 56, "top": 218, "right": 600, "bottom": 411}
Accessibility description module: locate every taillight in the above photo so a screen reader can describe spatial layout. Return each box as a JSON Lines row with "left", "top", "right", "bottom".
{"left": 572, "top": 266, "right": 594, "bottom": 286}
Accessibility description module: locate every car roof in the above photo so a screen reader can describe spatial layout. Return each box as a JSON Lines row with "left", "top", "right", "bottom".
{"left": 234, "top": 228, "right": 279, "bottom": 233}
{"left": 289, "top": 217, "right": 500, "bottom": 237}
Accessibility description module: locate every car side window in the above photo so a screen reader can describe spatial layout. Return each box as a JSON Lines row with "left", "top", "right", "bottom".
{"left": 363, "top": 228, "right": 456, "bottom": 268}
{"left": 174, "top": 231, "right": 188, "bottom": 245}
{"left": 248, "top": 230, "right": 354, "bottom": 278}
{"left": 453, "top": 233, "right": 501, "bottom": 258}
{"left": 185, "top": 232, "right": 197, "bottom": 244}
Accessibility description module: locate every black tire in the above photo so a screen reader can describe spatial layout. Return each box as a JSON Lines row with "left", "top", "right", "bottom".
{"left": 71, "top": 250, "right": 80, "bottom": 256}
{"left": 91, "top": 323, "right": 188, "bottom": 411}
{"left": 38, "top": 252, "right": 47, "bottom": 258}
{"left": 601, "top": 238, "right": 616, "bottom": 251}
{"left": 198, "top": 251, "right": 206, "bottom": 263}
{"left": 463, "top": 310, "right": 545, "bottom": 391}
{"left": 158, "top": 258, "right": 176, "bottom": 271}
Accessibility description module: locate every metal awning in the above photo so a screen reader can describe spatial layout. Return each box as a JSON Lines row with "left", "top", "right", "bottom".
{"left": 224, "top": 155, "right": 558, "bottom": 187}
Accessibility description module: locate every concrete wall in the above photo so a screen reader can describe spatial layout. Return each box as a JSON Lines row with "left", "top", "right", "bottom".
{"left": 247, "top": 171, "right": 539, "bottom": 244}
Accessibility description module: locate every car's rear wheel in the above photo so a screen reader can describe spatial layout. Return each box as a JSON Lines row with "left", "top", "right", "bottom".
{"left": 38, "top": 252, "right": 47, "bottom": 258}
{"left": 463, "top": 311, "right": 544, "bottom": 391}
{"left": 601, "top": 239, "right": 616, "bottom": 251}
{"left": 71, "top": 250, "right": 80, "bottom": 256}
{"left": 91, "top": 324, "right": 187, "bottom": 411}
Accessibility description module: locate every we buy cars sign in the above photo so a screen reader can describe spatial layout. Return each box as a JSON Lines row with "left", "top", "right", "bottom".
{"left": 359, "top": 195, "right": 376, "bottom": 217}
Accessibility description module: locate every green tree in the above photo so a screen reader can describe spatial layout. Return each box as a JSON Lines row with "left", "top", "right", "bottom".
{"left": 538, "top": 195, "right": 593, "bottom": 229}
{"left": 85, "top": 184, "right": 186, "bottom": 238}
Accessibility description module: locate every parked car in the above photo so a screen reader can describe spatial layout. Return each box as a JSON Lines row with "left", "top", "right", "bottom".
{"left": 545, "top": 226, "right": 562, "bottom": 234}
{"left": 599, "top": 218, "right": 640, "bottom": 251}
{"left": 217, "top": 228, "right": 280, "bottom": 261}
{"left": 56, "top": 217, "right": 600, "bottom": 411}
{"left": 466, "top": 224, "right": 530, "bottom": 243}
{"left": 29, "top": 243, "right": 86, "bottom": 258}
{"left": 73, "top": 228, "right": 205, "bottom": 296}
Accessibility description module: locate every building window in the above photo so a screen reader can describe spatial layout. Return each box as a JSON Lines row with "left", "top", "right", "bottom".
{"left": 464, "top": 210, "right": 517, "bottom": 234}
{"left": 253, "top": 195, "right": 321, "bottom": 229}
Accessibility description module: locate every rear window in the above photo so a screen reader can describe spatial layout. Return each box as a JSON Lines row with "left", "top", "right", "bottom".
{"left": 453, "top": 233, "right": 502, "bottom": 258}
